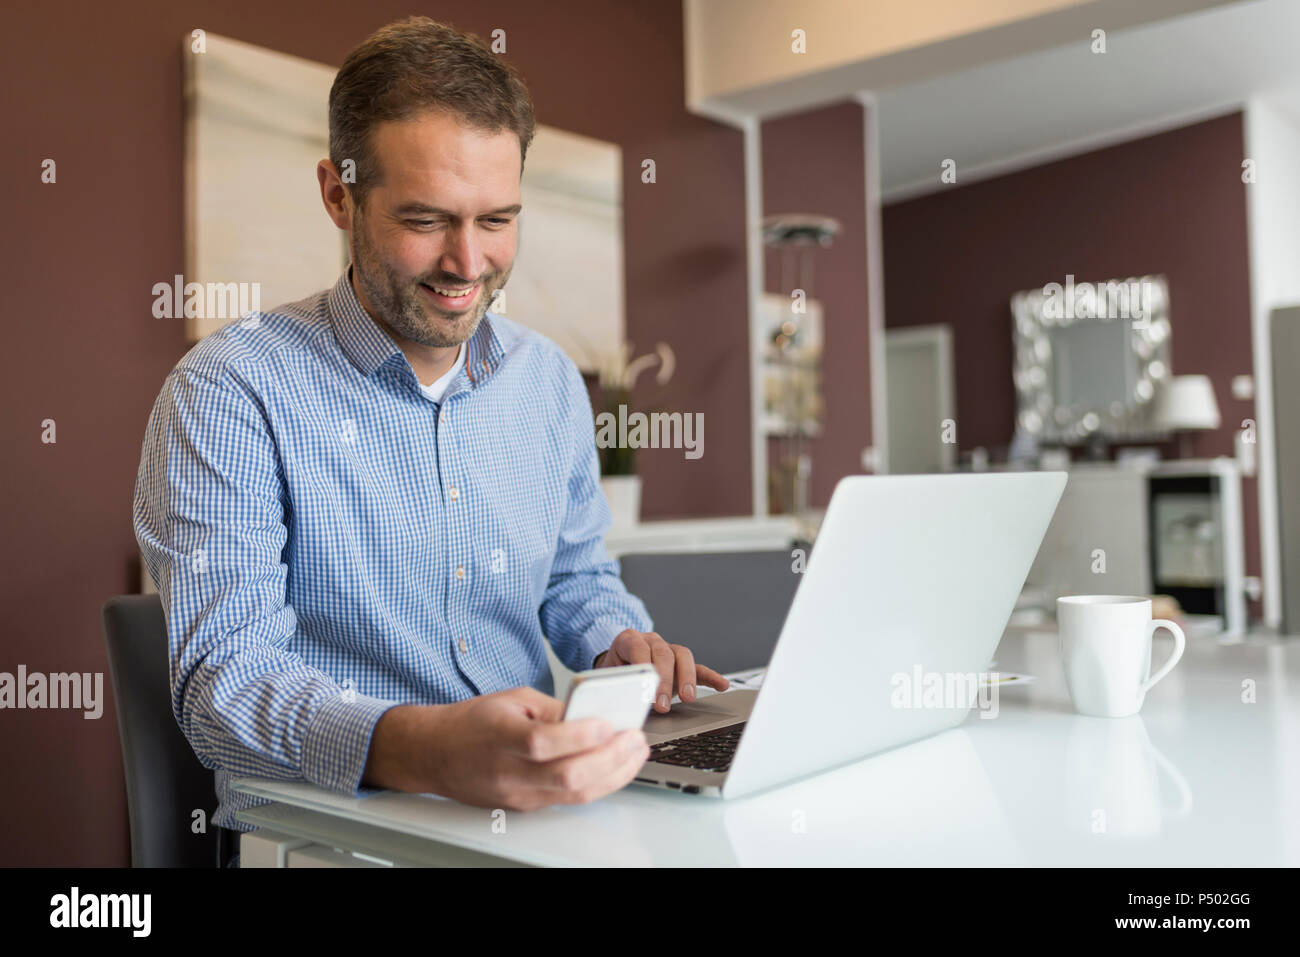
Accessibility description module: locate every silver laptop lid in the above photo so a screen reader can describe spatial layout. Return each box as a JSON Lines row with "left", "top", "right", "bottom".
{"left": 723, "top": 471, "right": 1066, "bottom": 799}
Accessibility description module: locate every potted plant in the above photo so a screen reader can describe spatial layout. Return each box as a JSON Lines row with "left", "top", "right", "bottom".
{"left": 592, "top": 341, "right": 675, "bottom": 526}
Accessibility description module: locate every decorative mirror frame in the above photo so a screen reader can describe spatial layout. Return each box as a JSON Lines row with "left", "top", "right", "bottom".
{"left": 1011, "top": 274, "right": 1172, "bottom": 444}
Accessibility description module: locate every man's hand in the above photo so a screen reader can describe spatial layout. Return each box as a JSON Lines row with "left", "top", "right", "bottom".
{"left": 595, "top": 629, "right": 730, "bottom": 713}
{"left": 362, "top": 687, "right": 649, "bottom": 811}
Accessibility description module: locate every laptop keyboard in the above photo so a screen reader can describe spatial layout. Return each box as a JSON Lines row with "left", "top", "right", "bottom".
{"left": 647, "top": 722, "right": 746, "bottom": 773}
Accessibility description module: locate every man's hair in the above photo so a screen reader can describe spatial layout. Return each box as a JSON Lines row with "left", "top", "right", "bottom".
{"left": 328, "top": 16, "right": 536, "bottom": 206}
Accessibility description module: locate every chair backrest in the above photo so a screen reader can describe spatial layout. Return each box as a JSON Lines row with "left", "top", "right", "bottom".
{"left": 618, "top": 550, "right": 801, "bottom": 674}
{"left": 101, "top": 594, "right": 216, "bottom": 867}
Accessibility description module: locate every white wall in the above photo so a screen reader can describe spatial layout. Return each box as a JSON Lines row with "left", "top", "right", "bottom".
{"left": 1243, "top": 95, "right": 1300, "bottom": 627}
{"left": 684, "top": 0, "right": 1231, "bottom": 120}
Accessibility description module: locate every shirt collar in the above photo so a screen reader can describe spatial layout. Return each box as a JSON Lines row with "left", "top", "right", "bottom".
{"left": 328, "top": 266, "right": 403, "bottom": 378}
{"left": 328, "top": 265, "right": 506, "bottom": 390}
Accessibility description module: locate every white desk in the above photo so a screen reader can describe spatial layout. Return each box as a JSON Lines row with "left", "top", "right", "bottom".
{"left": 233, "top": 628, "right": 1299, "bottom": 866}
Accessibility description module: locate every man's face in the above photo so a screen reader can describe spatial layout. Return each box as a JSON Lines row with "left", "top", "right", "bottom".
{"left": 349, "top": 109, "right": 521, "bottom": 349}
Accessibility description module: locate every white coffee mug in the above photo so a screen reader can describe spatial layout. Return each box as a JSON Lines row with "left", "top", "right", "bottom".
{"left": 1058, "top": 595, "right": 1185, "bottom": 717}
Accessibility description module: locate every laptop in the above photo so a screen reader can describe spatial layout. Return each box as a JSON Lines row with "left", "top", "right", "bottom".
{"left": 632, "top": 471, "right": 1067, "bottom": 799}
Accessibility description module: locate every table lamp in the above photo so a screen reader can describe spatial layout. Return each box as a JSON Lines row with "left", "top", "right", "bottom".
{"left": 1153, "top": 374, "right": 1220, "bottom": 458}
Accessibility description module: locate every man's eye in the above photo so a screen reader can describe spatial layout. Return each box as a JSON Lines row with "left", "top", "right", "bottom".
{"left": 483, "top": 218, "right": 510, "bottom": 226}
{"left": 407, "top": 220, "right": 438, "bottom": 228}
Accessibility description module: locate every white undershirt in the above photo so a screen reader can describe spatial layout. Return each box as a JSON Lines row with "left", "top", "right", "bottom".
{"left": 417, "top": 343, "right": 465, "bottom": 403}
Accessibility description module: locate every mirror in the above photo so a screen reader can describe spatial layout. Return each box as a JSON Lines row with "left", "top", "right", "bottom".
{"left": 1011, "top": 275, "right": 1171, "bottom": 444}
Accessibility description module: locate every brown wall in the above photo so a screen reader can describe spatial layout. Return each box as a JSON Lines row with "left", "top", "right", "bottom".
{"left": 0, "top": 0, "right": 749, "bottom": 865}
{"left": 761, "top": 101, "right": 872, "bottom": 509}
{"left": 881, "top": 112, "right": 1261, "bottom": 612}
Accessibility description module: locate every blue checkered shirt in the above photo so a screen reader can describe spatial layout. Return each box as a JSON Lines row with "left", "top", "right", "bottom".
{"left": 133, "top": 268, "right": 653, "bottom": 830}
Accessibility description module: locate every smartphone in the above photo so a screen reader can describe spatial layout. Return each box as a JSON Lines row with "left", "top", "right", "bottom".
{"left": 562, "top": 662, "right": 659, "bottom": 731}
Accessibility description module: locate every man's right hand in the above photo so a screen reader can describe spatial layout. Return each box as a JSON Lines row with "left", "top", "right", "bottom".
{"left": 361, "top": 687, "right": 649, "bottom": 811}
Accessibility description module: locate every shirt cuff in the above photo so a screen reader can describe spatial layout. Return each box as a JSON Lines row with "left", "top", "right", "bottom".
{"left": 301, "top": 692, "right": 398, "bottom": 797}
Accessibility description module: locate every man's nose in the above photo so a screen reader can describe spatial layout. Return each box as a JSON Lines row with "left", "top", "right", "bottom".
{"left": 442, "top": 224, "right": 486, "bottom": 282}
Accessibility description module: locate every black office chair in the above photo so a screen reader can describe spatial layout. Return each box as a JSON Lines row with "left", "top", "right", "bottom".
{"left": 101, "top": 594, "right": 218, "bottom": 867}
{"left": 618, "top": 550, "right": 803, "bottom": 675}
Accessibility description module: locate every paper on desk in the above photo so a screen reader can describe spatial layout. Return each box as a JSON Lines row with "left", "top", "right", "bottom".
{"left": 984, "top": 672, "right": 1036, "bottom": 685}
{"left": 724, "top": 668, "right": 767, "bottom": 689}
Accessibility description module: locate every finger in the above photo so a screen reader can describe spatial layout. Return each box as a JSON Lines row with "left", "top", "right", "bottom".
{"left": 606, "top": 733, "right": 654, "bottom": 794}
{"left": 694, "top": 664, "right": 731, "bottom": 692}
{"left": 548, "top": 729, "right": 649, "bottom": 803}
{"left": 670, "top": 644, "right": 699, "bottom": 702}
{"left": 532, "top": 728, "right": 638, "bottom": 795}
{"left": 648, "top": 636, "right": 677, "bottom": 712}
{"left": 508, "top": 711, "right": 615, "bottom": 762}
{"left": 619, "top": 632, "right": 654, "bottom": 667}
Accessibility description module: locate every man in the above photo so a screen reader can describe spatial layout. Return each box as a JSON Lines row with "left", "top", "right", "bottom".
{"left": 133, "top": 16, "right": 727, "bottom": 859}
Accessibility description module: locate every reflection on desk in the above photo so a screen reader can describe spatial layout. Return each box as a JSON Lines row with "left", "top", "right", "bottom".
{"left": 232, "top": 629, "right": 1299, "bottom": 866}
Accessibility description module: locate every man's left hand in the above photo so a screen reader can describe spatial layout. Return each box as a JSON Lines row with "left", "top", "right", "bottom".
{"left": 595, "top": 630, "right": 730, "bottom": 713}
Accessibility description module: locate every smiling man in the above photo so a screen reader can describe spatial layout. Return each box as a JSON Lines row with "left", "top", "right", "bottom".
{"left": 132, "top": 16, "right": 726, "bottom": 862}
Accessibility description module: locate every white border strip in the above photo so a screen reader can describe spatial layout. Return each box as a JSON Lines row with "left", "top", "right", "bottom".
{"left": 857, "top": 93, "right": 890, "bottom": 473}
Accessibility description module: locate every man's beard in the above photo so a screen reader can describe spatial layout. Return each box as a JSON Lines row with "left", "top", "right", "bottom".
{"left": 350, "top": 209, "right": 509, "bottom": 349}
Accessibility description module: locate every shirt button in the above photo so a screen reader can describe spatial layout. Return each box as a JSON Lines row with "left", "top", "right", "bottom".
{"left": 455, "top": 566, "right": 465, "bottom": 581}
{"left": 459, "top": 639, "right": 468, "bottom": 653}
{"left": 449, "top": 486, "right": 459, "bottom": 501}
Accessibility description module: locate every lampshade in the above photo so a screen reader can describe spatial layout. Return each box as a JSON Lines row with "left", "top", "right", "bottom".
{"left": 1153, "top": 374, "right": 1220, "bottom": 430}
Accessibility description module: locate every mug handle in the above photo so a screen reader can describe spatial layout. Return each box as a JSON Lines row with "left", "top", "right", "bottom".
{"left": 1141, "top": 619, "right": 1186, "bottom": 694}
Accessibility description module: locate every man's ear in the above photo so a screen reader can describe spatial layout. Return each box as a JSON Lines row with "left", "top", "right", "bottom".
{"left": 317, "top": 159, "right": 354, "bottom": 231}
